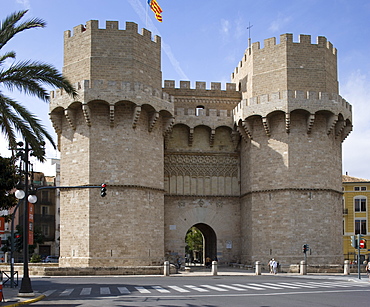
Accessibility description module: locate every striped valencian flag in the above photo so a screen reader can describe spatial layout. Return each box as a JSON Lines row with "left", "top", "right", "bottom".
{"left": 147, "top": 0, "right": 163, "bottom": 22}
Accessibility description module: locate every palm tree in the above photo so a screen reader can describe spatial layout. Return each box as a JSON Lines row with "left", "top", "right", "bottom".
{"left": 0, "top": 10, "right": 77, "bottom": 160}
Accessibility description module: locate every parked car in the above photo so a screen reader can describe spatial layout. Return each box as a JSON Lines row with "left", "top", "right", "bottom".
{"left": 44, "top": 256, "right": 59, "bottom": 263}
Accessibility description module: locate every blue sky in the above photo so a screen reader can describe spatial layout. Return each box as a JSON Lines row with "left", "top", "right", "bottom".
{"left": 1, "top": 0, "right": 370, "bottom": 179}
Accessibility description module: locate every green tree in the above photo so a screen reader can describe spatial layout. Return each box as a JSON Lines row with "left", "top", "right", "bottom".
{"left": 0, "top": 10, "right": 77, "bottom": 161}
{"left": 0, "top": 156, "right": 18, "bottom": 211}
{"left": 185, "top": 227, "right": 203, "bottom": 262}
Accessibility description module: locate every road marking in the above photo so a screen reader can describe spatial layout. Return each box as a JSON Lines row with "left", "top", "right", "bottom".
{"left": 184, "top": 285, "right": 209, "bottom": 292}
{"left": 248, "top": 283, "right": 283, "bottom": 290}
{"left": 200, "top": 285, "right": 228, "bottom": 291}
{"left": 80, "top": 288, "right": 92, "bottom": 295}
{"left": 287, "top": 282, "right": 319, "bottom": 288}
{"left": 43, "top": 290, "right": 56, "bottom": 297}
{"left": 216, "top": 284, "right": 246, "bottom": 291}
{"left": 263, "top": 283, "right": 300, "bottom": 289}
{"left": 100, "top": 287, "right": 111, "bottom": 295}
{"left": 233, "top": 283, "right": 265, "bottom": 290}
{"left": 59, "top": 289, "right": 74, "bottom": 296}
{"left": 152, "top": 285, "right": 170, "bottom": 293}
{"left": 118, "top": 287, "right": 131, "bottom": 294}
{"left": 323, "top": 282, "right": 355, "bottom": 288}
{"left": 135, "top": 286, "right": 151, "bottom": 293}
{"left": 167, "top": 285, "right": 190, "bottom": 292}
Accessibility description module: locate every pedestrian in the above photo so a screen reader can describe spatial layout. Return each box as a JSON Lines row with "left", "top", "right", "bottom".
{"left": 205, "top": 256, "right": 211, "bottom": 268}
{"left": 271, "top": 259, "right": 278, "bottom": 274}
{"left": 366, "top": 261, "right": 370, "bottom": 281}
{"left": 268, "top": 259, "right": 273, "bottom": 273}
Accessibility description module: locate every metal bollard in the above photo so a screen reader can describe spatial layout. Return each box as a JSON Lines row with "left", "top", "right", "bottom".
{"left": 212, "top": 261, "right": 218, "bottom": 276}
{"left": 300, "top": 260, "right": 307, "bottom": 275}
{"left": 344, "top": 260, "right": 350, "bottom": 275}
{"left": 164, "top": 261, "right": 170, "bottom": 276}
{"left": 255, "top": 261, "right": 261, "bottom": 275}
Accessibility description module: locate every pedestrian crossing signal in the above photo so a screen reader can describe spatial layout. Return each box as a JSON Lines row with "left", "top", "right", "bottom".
{"left": 100, "top": 183, "right": 107, "bottom": 197}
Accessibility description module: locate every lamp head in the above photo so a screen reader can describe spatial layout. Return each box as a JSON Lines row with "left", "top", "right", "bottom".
{"left": 15, "top": 189, "right": 25, "bottom": 200}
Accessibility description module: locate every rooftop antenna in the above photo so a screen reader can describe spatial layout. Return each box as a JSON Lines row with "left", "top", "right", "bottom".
{"left": 247, "top": 22, "right": 253, "bottom": 48}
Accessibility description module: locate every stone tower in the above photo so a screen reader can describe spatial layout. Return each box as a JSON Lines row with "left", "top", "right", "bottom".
{"left": 50, "top": 20, "right": 352, "bottom": 268}
{"left": 232, "top": 34, "right": 352, "bottom": 264}
{"left": 50, "top": 21, "right": 174, "bottom": 267}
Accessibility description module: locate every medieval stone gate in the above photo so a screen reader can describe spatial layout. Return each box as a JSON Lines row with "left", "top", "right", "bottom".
{"left": 50, "top": 20, "right": 352, "bottom": 268}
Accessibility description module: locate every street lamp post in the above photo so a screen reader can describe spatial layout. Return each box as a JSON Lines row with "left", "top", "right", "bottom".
{"left": 10, "top": 199, "right": 21, "bottom": 288}
{"left": 14, "top": 141, "right": 38, "bottom": 297}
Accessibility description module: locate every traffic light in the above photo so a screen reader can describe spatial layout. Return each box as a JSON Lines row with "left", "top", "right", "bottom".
{"left": 351, "top": 235, "right": 358, "bottom": 248}
{"left": 15, "top": 233, "right": 22, "bottom": 252}
{"left": 302, "top": 244, "right": 307, "bottom": 253}
{"left": 100, "top": 183, "right": 107, "bottom": 197}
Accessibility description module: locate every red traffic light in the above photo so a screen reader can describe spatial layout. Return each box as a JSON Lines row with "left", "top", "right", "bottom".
{"left": 101, "top": 183, "right": 107, "bottom": 197}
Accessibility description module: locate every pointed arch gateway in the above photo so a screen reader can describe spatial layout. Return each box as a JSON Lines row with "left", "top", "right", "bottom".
{"left": 185, "top": 223, "right": 217, "bottom": 265}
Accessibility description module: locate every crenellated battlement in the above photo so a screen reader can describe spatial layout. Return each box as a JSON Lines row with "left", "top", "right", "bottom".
{"left": 232, "top": 34, "right": 338, "bottom": 96}
{"left": 62, "top": 20, "right": 162, "bottom": 89}
{"left": 64, "top": 20, "right": 161, "bottom": 44}
{"left": 249, "top": 34, "right": 336, "bottom": 55}
{"left": 50, "top": 79, "right": 173, "bottom": 114}
{"left": 176, "top": 107, "right": 231, "bottom": 117}
{"left": 173, "top": 106, "right": 234, "bottom": 131}
{"left": 164, "top": 80, "right": 237, "bottom": 91}
{"left": 233, "top": 34, "right": 336, "bottom": 74}
{"left": 233, "top": 90, "right": 352, "bottom": 121}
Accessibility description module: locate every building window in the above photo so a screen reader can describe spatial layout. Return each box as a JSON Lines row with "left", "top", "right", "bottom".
{"left": 361, "top": 187, "right": 367, "bottom": 191}
{"left": 41, "top": 191, "right": 49, "bottom": 202}
{"left": 42, "top": 225, "right": 49, "bottom": 237}
{"left": 195, "top": 106, "right": 204, "bottom": 116}
{"left": 355, "top": 219, "right": 367, "bottom": 235}
{"left": 354, "top": 197, "right": 366, "bottom": 212}
{"left": 41, "top": 206, "right": 49, "bottom": 216}
{"left": 354, "top": 187, "right": 360, "bottom": 191}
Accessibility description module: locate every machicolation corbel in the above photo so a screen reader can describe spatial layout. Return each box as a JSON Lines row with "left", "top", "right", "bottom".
{"left": 132, "top": 105, "right": 141, "bottom": 129}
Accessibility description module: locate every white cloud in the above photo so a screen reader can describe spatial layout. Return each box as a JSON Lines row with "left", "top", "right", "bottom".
{"left": 341, "top": 70, "right": 370, "bottom": 179}
{"left": 268, "top": 16, "right": 292, "bottom": 33}
{"left": 16, "top": 0, "right": 31, "bottom": 9}
{"left": 220, "top": 19, "right": 230, "bottom": 36}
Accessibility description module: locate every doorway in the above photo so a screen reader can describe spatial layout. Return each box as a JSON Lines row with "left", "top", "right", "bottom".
{"left": 185, "top": 223, "right": 217, "bottom": 265}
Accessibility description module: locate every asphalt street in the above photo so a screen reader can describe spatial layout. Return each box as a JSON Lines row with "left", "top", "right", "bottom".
{"left": 2, "top": 272, "right": 369, "bottom": 307}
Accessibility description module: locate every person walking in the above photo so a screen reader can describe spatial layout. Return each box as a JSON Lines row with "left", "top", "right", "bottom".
{"left": 268, "top": 259, "right": 273, "bottom": 273}
{"left": 271, "top": 259, "right": 278, "bottom": 274}
{"left": 366, "top": 261, "right": 370, "bottom": 281}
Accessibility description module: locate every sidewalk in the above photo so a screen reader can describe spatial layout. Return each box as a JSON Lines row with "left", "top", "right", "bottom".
{"left": 0, "top": 287, "right": 45, "bottom": 307}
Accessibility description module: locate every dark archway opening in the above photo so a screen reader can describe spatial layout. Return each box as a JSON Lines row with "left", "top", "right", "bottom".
{"left": 184, "top": 223, "right": 217, "bottom": 265}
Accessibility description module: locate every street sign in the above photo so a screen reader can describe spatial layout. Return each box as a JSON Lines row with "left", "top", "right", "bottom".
{"left": 359, "top": 239, "right": 365, "bottom": 249}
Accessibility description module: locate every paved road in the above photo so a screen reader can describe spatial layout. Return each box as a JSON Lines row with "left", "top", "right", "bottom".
{"left": 27, "top": 275, "right": 370, "bottom": 306}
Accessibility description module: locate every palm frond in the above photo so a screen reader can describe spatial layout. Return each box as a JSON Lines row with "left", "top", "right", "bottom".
{"left": 0, "top": 95, "right": 54, "bottom": 161}
{"left": 0, "top": 60, "right": 77, "bottom": 101}
{"left": 0, "top": 51, "right": 16, "bottom": 65}
{"left": 0, "top": 10, "right": 46, "bottom": 50}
